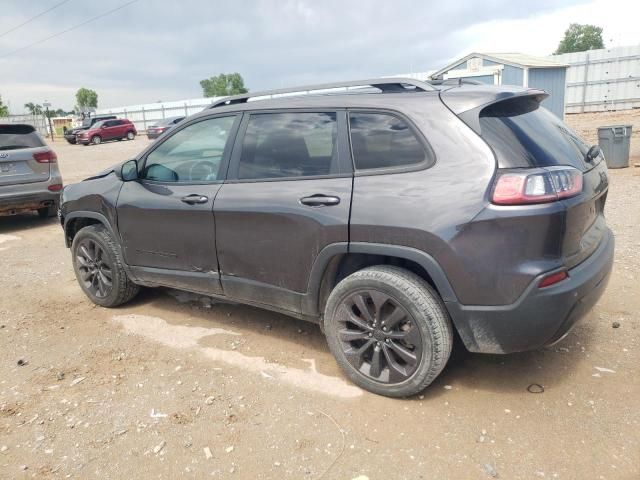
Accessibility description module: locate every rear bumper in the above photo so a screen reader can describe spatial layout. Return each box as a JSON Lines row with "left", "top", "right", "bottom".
{"left": 446, "top": 228, "right": 615, "bottom": 354}
{"left": 0, "top": 191, "right": 60, "bottom": 215}
{"left": 146, "top": 133, "right": 161, "bottom": 139}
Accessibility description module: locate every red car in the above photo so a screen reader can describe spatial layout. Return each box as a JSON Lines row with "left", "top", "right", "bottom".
{"left": 77, "top": 119, "right": 137, "bottom": 146}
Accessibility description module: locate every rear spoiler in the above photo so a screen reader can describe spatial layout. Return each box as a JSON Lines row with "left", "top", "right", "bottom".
{"left": 439, "top": 85, "right": 548, "bottom": 134}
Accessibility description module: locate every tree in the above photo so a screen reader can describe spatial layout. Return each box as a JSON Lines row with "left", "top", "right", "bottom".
{"left": 555, "top": 23, "right": 604, "bottom": 54}
{"left": 24, "top": 102, "right": 43, "bottom": 115}
{"left": 200, "top": 73, "right": 248, "bottom": 97}
{"left": 0, "top": 95, "right": 8, "bottom": 117}
{"left": 75, "top": 87, "right": 98, "bottom": 111}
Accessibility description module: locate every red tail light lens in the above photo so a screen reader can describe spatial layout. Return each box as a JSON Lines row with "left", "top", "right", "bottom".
{"left": 33, "top": 150, "right": 57, "bottom": 163}
{"left": 492, "top": 167, "right": 582, "bottom": 205}
{"left": 47, "top": 184, "right": 63, "bottom": 192}
{"left": 538, "top": 270, "right": 568, "bottom": 288}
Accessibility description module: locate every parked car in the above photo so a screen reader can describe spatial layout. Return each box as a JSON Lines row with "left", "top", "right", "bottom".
{"left": 64, "top": 115, "right": 117, "bottom": 144}
{"left": 146, "top": 116, "right": 185, "bottom": 139}
{"left": 0, "top": 124, "right": 62, "bottom": 218}
{"left": 76, "top": 119, "right": 137, "bottom": 146}
{"left": 59, "top": 78, "right": 614, "bottom": 397}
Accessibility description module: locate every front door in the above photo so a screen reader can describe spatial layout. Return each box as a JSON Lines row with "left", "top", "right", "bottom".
{"left": 117, "top": 114, "right": 240, "bottom": 295}
{"left": 214, "top": 111, "right": 352, "bottom": 313}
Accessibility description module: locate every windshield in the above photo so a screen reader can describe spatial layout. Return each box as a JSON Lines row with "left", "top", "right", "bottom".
{"left": 0, "top": 125, "right": 45, "bottom": 150}
{"left": 92, "top": 121, "right": 105, "bottom": 129}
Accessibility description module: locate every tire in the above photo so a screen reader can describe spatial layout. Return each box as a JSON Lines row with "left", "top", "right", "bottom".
{"left": 37, "top": 202, "right": 58, "bottom": 219}
{"left": 126, "top": 131, "right": 135, "bottom": 141}
{"left": 66, "top": 138, "right": 76, "bottom": 145}
{"left": 324, "top": 265, "right": 453, "bottom": 397}
{"left": 71, "top": 224, "right": 139, "bottom": 307}
{"left": 91, "top": 135, "right": 102, "bottom": 145}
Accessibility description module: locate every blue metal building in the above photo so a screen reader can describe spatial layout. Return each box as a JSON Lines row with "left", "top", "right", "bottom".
{"left": 430, "top": 53, "right": 568, "bottom": 118}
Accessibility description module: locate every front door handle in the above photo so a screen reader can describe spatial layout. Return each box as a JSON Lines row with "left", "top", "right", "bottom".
{"left": 181, "top": 194, "right": 209, "bottom": 205}
{"left": 300, "top": 194, "right": 341, "bottom": 207}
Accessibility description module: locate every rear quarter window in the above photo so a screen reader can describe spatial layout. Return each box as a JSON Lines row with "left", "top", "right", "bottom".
{"left": 348, "top": 112, "right": 429, "bottom": 171}
{"left": 479, "top": 98, "right": 592, "bottom": 171}
{"left": 0, "top": 125, "right": 45, "bottom": 150}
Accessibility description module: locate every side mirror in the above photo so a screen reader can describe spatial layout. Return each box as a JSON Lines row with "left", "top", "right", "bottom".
{"left": 586, "top": 145, "right": 601, "bottom": 162}
{"left": 120, "top": 159, "right": 139, "bottom": 182}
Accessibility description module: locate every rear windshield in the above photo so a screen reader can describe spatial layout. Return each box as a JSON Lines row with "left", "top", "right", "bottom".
{"left": 479, "top": 97, "right": 592, "bottom": 171}
{"left": 0, "top": 125, "right": 45, "bottom": 150}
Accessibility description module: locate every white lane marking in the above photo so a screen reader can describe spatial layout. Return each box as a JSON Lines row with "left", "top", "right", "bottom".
{"left": 112, "top": 314, "right": 362, "bottom": 398}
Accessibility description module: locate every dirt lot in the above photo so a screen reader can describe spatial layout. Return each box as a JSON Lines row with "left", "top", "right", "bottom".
{"left": 1, "top": 118, "right": 639, "bottom": 480}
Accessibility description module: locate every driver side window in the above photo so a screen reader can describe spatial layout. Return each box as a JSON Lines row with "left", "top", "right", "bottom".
{"left": 143, "top": 116, "right": 236, "bottom": 182}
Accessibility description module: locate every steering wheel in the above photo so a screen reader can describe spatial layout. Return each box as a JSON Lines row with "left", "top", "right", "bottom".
{"left": 189, "top": 160, "right": 217, "bottom": 181}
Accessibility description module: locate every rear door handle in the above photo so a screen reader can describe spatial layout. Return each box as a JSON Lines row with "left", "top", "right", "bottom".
{"left": 181, "top": 194, "right": 209, "bottom": 205}
{"left": 300, "top": 194, "right": 340, "bottom": 206}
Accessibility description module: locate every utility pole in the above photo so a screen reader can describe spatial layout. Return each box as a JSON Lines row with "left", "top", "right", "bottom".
{"left": 43, "top": 101, "right": 54, "bottom": 142}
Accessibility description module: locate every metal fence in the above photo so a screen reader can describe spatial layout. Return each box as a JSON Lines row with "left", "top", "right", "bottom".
{"left": 0, "top": 114, "right": 49, "bottom": 136}
{"left": 95, "top": 97, "right": 223, "bottom": 133}
{"left": 553, "top": 45, "right": 640, "bottom": 113}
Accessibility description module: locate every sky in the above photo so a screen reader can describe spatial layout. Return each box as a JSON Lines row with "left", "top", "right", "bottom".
{"left": 0, "top": 0, "right": 638, "bottom": 113}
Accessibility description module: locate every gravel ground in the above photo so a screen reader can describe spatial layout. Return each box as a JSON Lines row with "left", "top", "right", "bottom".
{"left": 1, "top": 119, "right": 639, "bottom": 479}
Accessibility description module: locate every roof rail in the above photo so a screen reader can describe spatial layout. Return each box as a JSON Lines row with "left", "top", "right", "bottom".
{"left": 208, "top": 77, "right": 435, "bottom": 109}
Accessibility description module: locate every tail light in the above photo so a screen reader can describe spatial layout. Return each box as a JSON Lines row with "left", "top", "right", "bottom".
{"left": 492, "top": 167, "right": 583, "bottom": 205}
{"left": 33, "top": 150, "right": 57, "bottom": 163}
{"left": 48, "top": 184, "right": 63, "bottom": 192}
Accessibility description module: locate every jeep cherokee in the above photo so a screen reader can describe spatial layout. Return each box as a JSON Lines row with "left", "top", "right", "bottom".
{"left": 59, "top": 78, "right": 614, "bottom": 397}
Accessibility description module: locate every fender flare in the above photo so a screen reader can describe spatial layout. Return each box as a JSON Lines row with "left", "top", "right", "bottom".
{"left": 304, "top": 242, "right": 459, "bottom": 316}
{"left": 63, "top": 211, "right": 119, "bottom": 248}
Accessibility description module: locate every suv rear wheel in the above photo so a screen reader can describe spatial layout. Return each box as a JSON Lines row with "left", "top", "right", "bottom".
{"left": 324, "top": 266, "right": 453, "bottom": 397}
{"left": 71, "top": 224, "right": 139, "bottom": 307}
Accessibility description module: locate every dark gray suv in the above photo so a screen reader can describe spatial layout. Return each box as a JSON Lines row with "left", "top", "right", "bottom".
{"left": 59, "top": 78, "right": 614, "bottom": 397}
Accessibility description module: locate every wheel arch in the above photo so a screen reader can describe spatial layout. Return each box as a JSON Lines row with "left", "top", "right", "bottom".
{"left": 64, "top": 211, "right": 118, "bottom": 249}
{"left": 305, "top": 242, "right": 459, "bottom": 318}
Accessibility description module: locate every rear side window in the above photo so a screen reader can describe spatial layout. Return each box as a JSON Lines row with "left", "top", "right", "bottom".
{"left": 0, "top": 125, "right": 45, "bottom": 150}
{"left": 238, "top": 112, "right": 338, "bottom": 180}
{"left": 349, "top": 112, "right": 427, "bottom": 170}
{"left": 479, "top": 98, "right": 591, "bottom": 171}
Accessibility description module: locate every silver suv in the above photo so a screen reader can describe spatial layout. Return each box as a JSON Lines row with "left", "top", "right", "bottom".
{"left": 0, "top": 124, "right": 63, "bottom": 218}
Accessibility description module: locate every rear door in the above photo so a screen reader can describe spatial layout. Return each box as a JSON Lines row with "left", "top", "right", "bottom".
{"left": 103, "top": 120, "right": 120, "bottom": 140}
{"left": 214, "top": 110, "right": 352, "bottom": 313}
{"left": 117, "top": 114, "right": 240, "bottom": 294}
{"left": 0, "top": 125, "right": 50, "bottom": 186}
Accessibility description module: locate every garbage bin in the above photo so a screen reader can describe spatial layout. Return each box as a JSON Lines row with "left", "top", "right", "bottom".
{"left": 597, "top": 125, "right": 633, "bottom": 169}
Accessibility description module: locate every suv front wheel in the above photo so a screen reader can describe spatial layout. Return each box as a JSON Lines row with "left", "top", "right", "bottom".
{"left": 71, "top": 225, "right": 139, "bottom": 307}
{"left": 324, "top": 266, "right": 453, "bottom": 397}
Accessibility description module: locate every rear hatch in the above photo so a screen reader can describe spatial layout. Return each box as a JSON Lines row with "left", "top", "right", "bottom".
{"left": 443, "top": 89, "right": 609, "bottom": 269}
{"left": 0, "top": 124, "right": 51, "bottom": 186}
{"left": 476, "top": 96, "right": 608, "bottom": 268}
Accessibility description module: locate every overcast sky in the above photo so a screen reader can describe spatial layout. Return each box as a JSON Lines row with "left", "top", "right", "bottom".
{"left": 1, "top": 0, "right": 638, "bottom": 112}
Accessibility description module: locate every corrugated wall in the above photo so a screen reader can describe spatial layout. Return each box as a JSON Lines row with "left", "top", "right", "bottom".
{"left": 528, "top": 68, "right": 566, "bottom": 118}
{"left": 552, "top": 45, "right": 640, "bottom": 113}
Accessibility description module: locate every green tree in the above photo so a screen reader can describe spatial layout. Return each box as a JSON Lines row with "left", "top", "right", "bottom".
{"left": 555, "top": 23, "right": 604, "bottom": 54}
{"left": 0, "top": 95, "right": 9, "bottom": 117}
{"left": 24, "top": 102, "right": 43, "bottom": 115}
{"left": 200, "top": 73, "right": 248, "bottom": 97}
{"left": 75, "top": 87, "right": 98, "bottom": 111}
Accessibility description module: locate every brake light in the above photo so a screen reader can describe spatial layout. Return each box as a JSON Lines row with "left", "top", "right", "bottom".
{"left": 47, "top": 184, "right": 63, "bottom": 192}
{"left": 538, "top": 270, "right": 568, "bottom": 288}
{"left": 33, "top": 150, "right": 57, "bottom": 163}
{"left": 492, "top": 167, "right": 582, "bottom": 205}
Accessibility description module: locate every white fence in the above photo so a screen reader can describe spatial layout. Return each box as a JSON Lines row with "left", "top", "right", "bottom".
{"left": 96, "top": 97, "right": 224, "bottom": 133}
{"left": 553, "top": 45, "right": 640, "bottom": 113}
